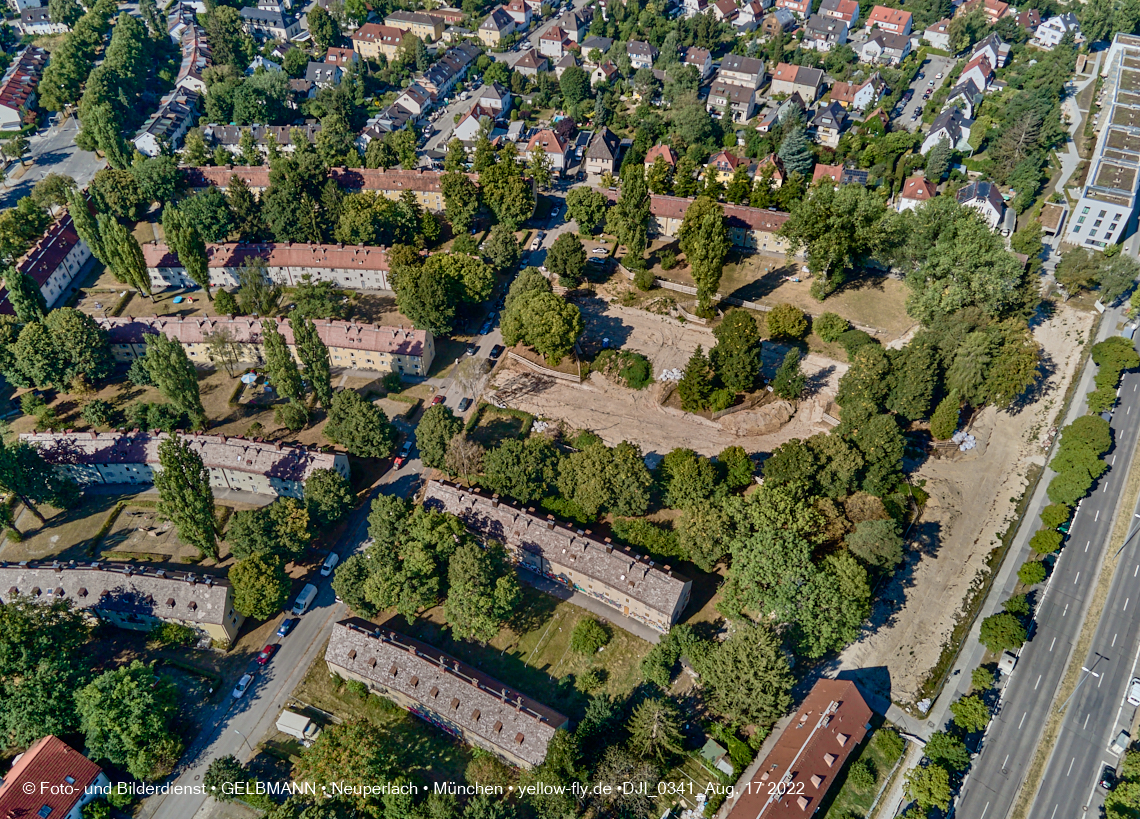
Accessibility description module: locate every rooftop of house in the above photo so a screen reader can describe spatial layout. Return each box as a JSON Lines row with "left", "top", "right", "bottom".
{"left": 772, "top": 62, "right": 823, "bottom": 87}
{"left": 0, "top": 558, "right": 234, "bottom": 626}
{"left": 385, "top": 9, "right": 438, "bottom": 25}
{"left": 819, "top": 0, "right": 858, "bottom": 17}
{"left": 0, "top": 736, "right": 104, "bottom": 819}
{"left": 352, "top": 23, "right": 408, "bottom": 43}
{"left": 645, "top": 143, "right": 677, "bottom": 166}
{"left": 482, "top": 7, "right": 514, "bottom": 29}
{"left": 957, "top": 179, "right": 1004, "bottom": 211}
{"left": 515, "top": 48, "right": 547, "bottom": 68}
{"left": 327, "top": 617, "right": 569, "bottom": 767}
{"left": 812, "top": 163, "right": 843, "bottom": 184}
{"left": 424, "top": 481, "right": 689, "bottom": 619}
{"left": 865, "top": 30, "right": 911, "bottom": 50}
{"left": 181, "top": 166, "right": 474, "bottom": 193}
{"left": 722, "top": 53, "right": 767, "bottom": 78}
{"left": 900, "top": 174, "right": 937, "bottom": 201}
{"left": 866, "top": 4, "right": 910, "bottom": 26}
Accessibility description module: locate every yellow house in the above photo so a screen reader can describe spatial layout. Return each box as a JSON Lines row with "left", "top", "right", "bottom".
{"left": 352, "top": 23, "right": 408, "bottom": 60}
{"left": 384, "top": 10, "right": 444, "bottom": 41}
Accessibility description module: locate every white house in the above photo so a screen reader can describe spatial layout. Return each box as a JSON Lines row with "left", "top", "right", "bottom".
{"left": 627, "top": 40, "right": 658, "bottom": 70}
{"left": 923, "top": 18, "right": 951, "bottom": 50}
{"left": 956, "top": 181, "right": 1006, "bottom": 229}
{"left": 1033, "top": 12, "right": 1080, "bottom": 49}
{"left": 921, "top": 108, "right": 972, "bottom": 153}
{"left": 0, "top": 46, "right": 46, "bottom": 131}
{"left": 524, "top": 128, "right": 571, "bottom": 175}
{"left": 959, "top": 53, "right": 993, "bottom": 93}
{"left": 132, "top": 88, "right": 201, "bottom": 157}
{"left": 860, "top": 31, "right": 911, "bottom": 64}
{"left": 16, "top": 7, "right": 67, "bottom": 34}
{"left": 0, "top": 210, "right": 91, "bottom": 316}
{"left": 897, "top": 175, "right": 936, "bottom": 211}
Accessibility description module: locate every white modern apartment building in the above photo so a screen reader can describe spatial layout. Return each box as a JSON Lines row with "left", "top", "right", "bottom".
{"left": 1064, "top": 33, "right": 1140, "bottom": 250}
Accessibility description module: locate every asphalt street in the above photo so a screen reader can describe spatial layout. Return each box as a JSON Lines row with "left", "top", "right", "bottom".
{"left": 0, "top": 115, "right": 105, "bottom": 208}
{"left": 956, "top": 339, "right": 1140, "bottom": 819}
{"left": 892, "top": 54, "right": 956, "bottom": 133}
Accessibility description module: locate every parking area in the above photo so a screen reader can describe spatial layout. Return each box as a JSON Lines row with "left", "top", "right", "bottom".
{"left": 892, "top": 54, "right": 957, "bottom": 132}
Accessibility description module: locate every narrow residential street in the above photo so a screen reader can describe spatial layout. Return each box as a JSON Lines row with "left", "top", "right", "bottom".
{"left": 0, "top": 115, "right": 105, "bottom": 208}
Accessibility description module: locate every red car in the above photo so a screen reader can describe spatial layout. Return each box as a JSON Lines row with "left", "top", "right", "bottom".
{"left": 256, "top": 644, "right": 277, "bottom": 665}
{"left": 431, "top": 395, "right": 445, "bottom": 405}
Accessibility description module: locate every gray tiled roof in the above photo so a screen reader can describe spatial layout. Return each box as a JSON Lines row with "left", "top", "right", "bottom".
{"left": 423, "top": 481, "right": 689, "bottom": 621}
{"left": 0, "top": 561, "right": 233, "bottom": 626}
{"left": 326, "top": 618, "right": 568, "bottom": 766}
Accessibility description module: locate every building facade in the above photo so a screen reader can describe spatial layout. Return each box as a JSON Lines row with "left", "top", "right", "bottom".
{"left": 0, "top": 46, "right": 47, "bottom": 130}
{"left": 326, "top": 619, "right": 569, "bottom": 767}
{"left": 0, "top": 210, "right": 91, "bottom": 316}
{"left": 97, "top": 314, "right": 436, "bottom": 378}
{"left": 424, "top": 481, "right": 692, "bottom": 633}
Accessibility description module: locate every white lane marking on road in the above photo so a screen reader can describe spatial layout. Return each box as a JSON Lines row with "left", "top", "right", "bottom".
{"left": 980, "top": 803, "right": 989, "bottom": 819}
{"left": 1068, "top": 757, "right": 1076, "bottom": 776}
{"left": 1049, "top": 805, "right": 1058, "bottom": 819}
{"left": 1064, "top": 603, "right": 1069, "bottom": 616}
{"left": 1127, "top": 598, "right": 1131, "bottom": 612}
{"left": 1019, "top": 711, "right": 1027, "bottom": 729}
{"left": 1076, "top": 572, "right": 1081, "bottom": 584}
{"left": 1097, "top": 510, "right": 1102, "bottom": 521}
{"left": 1003, "top": 754, "right": 1010, "bottom": 769}
{"left": 1085, "top": 713, "right": 1091, "bottom": 729}
{"left": 1114, "top": 633, "right": 1119, "bottom": 647}
{"left": 1105, "top": 481, "right": 1111, "bottom": 492}
{"left": 1051, "top": 637, "right": 1057, "bottom": 650}
{"left": 1036, "top": 674, "right": 1042, "bottom": 689}
{"left": 1087, "top": 540, "right": 1091, "bottom": 551}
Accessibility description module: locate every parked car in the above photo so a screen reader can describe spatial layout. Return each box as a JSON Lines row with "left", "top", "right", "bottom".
{"left": 276, "top": 617, "right": 297, "bottom": 638}
{"left": 1128, "top": 677, "right": 1140, "bottom": 706}
{"left": 431, "top": 394, "right": 446, "bottom": 405}
{"left": 465, "top": 343, "right": 477, "bottom": 356}
{"left": 320, "top": 552, "right": 340, "bottom": 577}
{"left": 458, "top": 397, "right": 473, "bottom": 411}
{"left": 489, "top": 344, "right": 505, "bottom": 359}
{"left": 592, "top": 247, "right": 607, "bottom": 254}
{"left": 256, "top": 645, "right": 277, "bottom": 665}
{"left": 1102, "top": 765, "right": 1118, "bottom": 790}
{"left": 232, "top": 673, "right": 254, "bottom": 699}
{"left": 935, "top": 72, "right": 944, "bottom": 79}
{"left": 394, "top": 439, "right": 414, "bottom": 468}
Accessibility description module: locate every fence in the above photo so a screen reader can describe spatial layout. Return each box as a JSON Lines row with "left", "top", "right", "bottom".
{"left": 506, "top": 350, "right": 583, "bottom": 383}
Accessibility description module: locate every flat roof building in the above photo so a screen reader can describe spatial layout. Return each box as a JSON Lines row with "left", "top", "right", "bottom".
{"left": 326, "top": 618, "right": 569, "bottom": 767}
{"left": 423, "top": 481, "right": 691, "bottom": 633}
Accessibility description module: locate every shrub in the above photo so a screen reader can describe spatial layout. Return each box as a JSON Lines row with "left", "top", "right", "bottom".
{"left": 847, "top": 760, "right": 876, "bottom": 790}
{"left": 20, "top": 392, "right": 45, "bottom": 416}
{"left": 765, "top": 303, "right": 809, "bottom": 339}
{"left": 149, "top": 622, "right": 197, "bottom": 647}
{"left": 82, "top": 399, "right": 114, "bottom": 428}
{"left": 708, "top": 388, "right": 736, "bottom": 412}
{"left": 346, "top": 679, "right": 368, "bottom": 699}
{"left": 571, "top": 619, "right": 611, "bottom": 654}
{"left": 127, "top": 357, "right": 153, "bottom": 386}
{"left": 814, "top": 312, "right": 849, "bottom": 343}
{"left": 274, "top": 401, "right": 308, "bottom": 431}
{"left": 1004, "top": 593, "right": 1030, "bottom": 616}
{"left": 1018, "top": 560, "right": 1047, "bottom": 585}
{"left": 634, "top": 266, "right": 655, "bottom": 291}
{"left": 838, "top": 328, "right": 878, "bottom": 356}
{"left": 574, "top": 667, "right": 606, "bottom": 693}
{"left": 929, "top": 392, "right": 961, "bottom": 440}
{"left": 82, "top": 799, "right": 112, "bottom": 819}
{"left": 1040, "top": 503, "right": 1071, "bottom": 529}
{"left": 971, "top": 665, "right": 994, "bottom": 691}
{"left": 877, "top": 729, "right": 905, "bottom": 761}
{"left": 1030, "top": 528, "right": 1063, "bottom": 554}
{"left": 106, "top": 788, "right": 133, "bottom": 810}
{"left": 594, "top": 349, "right": 653, "bottom": 390}
{"left": 611, "top": 517, "right": 684, "bottom": 559}
{"left": 660, "top": 250, "right": 677, "bottom": 270}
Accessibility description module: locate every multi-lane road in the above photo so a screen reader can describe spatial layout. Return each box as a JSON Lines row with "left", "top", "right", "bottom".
{"left": 956, "top": 336, "right": 1140, "bottom": 819}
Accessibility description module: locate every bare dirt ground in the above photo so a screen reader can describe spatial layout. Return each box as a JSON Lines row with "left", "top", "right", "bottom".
{"left": 831, "top": 304, "right": 1095, "bottom": 706}
{"left": 489, "top": 302, "right": 847, "bottom": 457}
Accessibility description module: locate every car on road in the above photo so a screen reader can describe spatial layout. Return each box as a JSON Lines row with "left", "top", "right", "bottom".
{"left": 1102, "top": 765, "right": 1118, "bottom": 790}
{"left": 431, "top": 394, "right": 446, "bottom": 405}
{"left": 465, "top": 343, "right": 477, "bottom": 355}
{"left": 320, "top": 552, "right": 340, "bottom": 577}
{"left": 592, "top": 247, "right": 607, "bottom": 254}
{"left": 936, "top": 72, "right": 944, "bottom": 79}
{"left": 480, "top": 321, "right": 492, "bottom": 335}
{"left": 394, "top": 439, "right": 414, "bottom": 468}
{"left": 458, "top": 397, "right": 473, "bottom": 411}
{"left": 256, "top": 645, "right": 277, "bottom": 665}
{"left": 232, "top": 673, "right": 254, "bottom": 699}
{"left": 276, "top": 617, "right": 297, "bottom": 638}
{"left": 917, "top": 72, "right": 924, "bottom": 79}
{"left": 928, "top": 80, "right": 935, "bottom": 86}
{"left": 1127, "top": 677, "right": 1140, "bottom": 706}
{"left": 1110, "top": 730, "right": 1131, "bottom": 754}
{"left": 489, "top": 344, "right": 505, "bottom": 359}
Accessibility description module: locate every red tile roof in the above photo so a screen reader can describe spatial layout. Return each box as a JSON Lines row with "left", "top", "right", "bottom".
{"left": 812, "top": 164, "right": 843, "bottom": 184}
{"left": 727, "top": 680, "right": 872, "bottom": 819}
{"left": 644, "top": 143, "right": 677, "bottom": 166}
{"left": 866, "top": 4, "right": 911, "bottom": 28}
{"left": 352, "top": 22, "right": 406, "bottom": 45}
{"left": 900, "top": 174, "right": 936, "bottom": 201}
{"left": 0, "top": 46, "right": 47, "bottom": 115}
{"left": 0, "top": 736, "right": 104, "bottom": 819}
{"left": 181, "top": 166, "right": 477, "bottom": 194}
{"left": 143, "top": 241, "right": 391, "bottom": 273}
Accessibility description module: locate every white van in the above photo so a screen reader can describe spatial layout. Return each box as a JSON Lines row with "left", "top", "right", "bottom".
{"left": 291, "top": 583, "right": 318, "bottom": 615}
{"left": 320, "top": 552, "right": 340, "bottom": 577}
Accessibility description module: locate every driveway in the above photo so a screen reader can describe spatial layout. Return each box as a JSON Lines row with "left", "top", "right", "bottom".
{"left": 892, "top": 54, "right": 957, "bottom": 133}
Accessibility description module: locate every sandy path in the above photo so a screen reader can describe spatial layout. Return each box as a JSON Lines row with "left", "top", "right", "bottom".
{"left": 832, "top": 305, "right": 1095, "bottom": 705}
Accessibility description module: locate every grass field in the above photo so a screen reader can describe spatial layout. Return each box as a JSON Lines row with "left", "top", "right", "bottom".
{"left": 292, "top": 645, "right": 472, "bottom": 783}
{"left": 401, "top": 585, "right": 654, "bottom": 723}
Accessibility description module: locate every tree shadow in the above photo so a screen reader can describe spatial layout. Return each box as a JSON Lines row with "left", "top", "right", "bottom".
{"left": 1005, "top": 349, "right": 1058, "bottom": 417}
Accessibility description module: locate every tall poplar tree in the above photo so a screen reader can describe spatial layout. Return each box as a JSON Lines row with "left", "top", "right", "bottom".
{"left": 3, "top": 267, "right": 46, "bottom": 323}
{"left": 99, "top": 215, "right": 152, "bottom": 298}
{"left": 611, "top": 165, "right": 650, "bottom": 268}
{"left": 162, "top": 206, "right": 212, "bottom": 300}
{"left": 262, "top": 320, "right": 304, "bottom": 403}
{"left": 678, "top": 196, "right": 728, "bottom": 313}
{"left": 143, "top": 333, "right": 206, "bottom": 429}
{"left": 292, "top": 315, "right": 332, "bottom": 408}
{"left": 66, "top": 189, "right": 105, "bottom": 264}
{"left": 154, "top": 436, "right": 217, "bottom": 558}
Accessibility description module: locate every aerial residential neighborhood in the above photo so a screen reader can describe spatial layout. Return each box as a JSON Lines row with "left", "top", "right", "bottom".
{"left": 0, "top": 0, "right": 1137, "bottom": 818}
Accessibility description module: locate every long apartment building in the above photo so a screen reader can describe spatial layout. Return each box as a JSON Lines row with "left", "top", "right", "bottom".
{"left": 0, "top": 46, "right": 47, "bottom": 130}
{"left": 1064, "top": 33, "right": 1140, "bottom": 250}
{"left": 181, "top": 166, "right": 479, "bottom": 212}
{"left": 20, "top": 430, "right": 349, "bottom": 499}
{"left": 0, "top": 560, "right": 244, "bottom": 644}
{"left": 143, "top": 240, "right": 392, "bottom": 291}
{"left": 326, "top": 618, "right": 569, "bottom": 768}
{"left": 423, "top": 481, "right": 692, "bottom": 634}
{"left": 97, "top": 314, "right": 435, "bottom": 378}
{"left": 599, "top": 190, "right": 801, "bottom": 257}
{"left": 0, "top": 211, "right": 91, "bottom": 316}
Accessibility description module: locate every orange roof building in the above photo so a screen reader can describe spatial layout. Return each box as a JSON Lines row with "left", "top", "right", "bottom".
{"left": 0, "top": 736, "right": 108, "bottom": 819}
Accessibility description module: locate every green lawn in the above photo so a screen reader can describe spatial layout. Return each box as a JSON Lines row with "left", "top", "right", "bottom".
{"left": 820, "top": 722, "right": 905, "bottom": 819}
{"left": 402, "top": 585, "right": 654, "bottom": 723}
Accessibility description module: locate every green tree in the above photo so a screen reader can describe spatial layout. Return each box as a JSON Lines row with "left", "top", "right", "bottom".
{"left": 228, "top": 175, "right": 266, "bottom": 242}
{"left": 162, "top": 206, "right": 212, "bottom": 300}
{"left": 565, "top": 186, "right": 608, "bottom": 234}
{"left": 677, "top": 197, "right": 728, "bottom": 313}
{"left": 845, "top": 518, "right": 904, "bottom": 569}
{"left": 658, "top": 448, "right": 717, "bottom": 509}
{"left": 308, "top": 6, "right": 341, "bottom": 49}
{"left": 324, "top": 390, "right": 394, "bottom": 457}
{"left": 557, "top": 440, "right": 652, "bottom": 518}
{"left": 771, "top": 349, "right": 806, "bottom": 400}
{"left": 765, "top": 303, "right": 809, "bottom": 340}
{"left": 929, "top": 391, "right": 960, "bottom": 440}
{"left": 444, "top": 542, "right": 519, "bottom": 642}
{"left": 0, "top": 439, "right": 80, "bottom": 524}
{"left": 332, "top": 553, "right": 378, "bottom": 616}
{"left": 144, "top": 333, "right": 206, "bottom": 428}
{"left": 678, "top": 504, "right": 731, "bottom": 571}
{"left": 416, "top": 405, "right": 463, "bottom": 469}
{"left": 571, "top": 619, "right": 611, "bottom": 654}
{"left": 814, "top": 312, "right": 849, "bottom": 342}
{"left": 292, "top": 315, "right": 333, "bottom": 408}
{"left": 778, "top": 123, "right": 814, "bottom": 177}
{"left": 1019, "top": 559, "right": 1047, "bottom": 585}
{"left": 75, "top": 660, "right": 182, "bottom": 781}
{"left": 677, "top": 346, "right": 713, "bottom": 411}
{"left": 693, "top": 622, "right": 793, "bottom": 726}
{"left": 481, "top": 437, "right": 560, "bottom": 503}
{"left": 441, "top": 172, "right": 480, "bottom": 234}
{"left": 230, "top": 554, "right": 290, "bottom": 619}
{"left": 546, "top": 233, "right": 587, "bottom": 287}
{"left": 611, "top": 166, "right": 650, "bottom": 268}
{"left": 203, "top": 755, "right": 248, "bottom": 802}
{"left": 925, "top": 731, "right": 970, "bottom": 772}
{"left": 304, "top": 468, "right": 354, "bottom": 528}
{"left": 711, "top": 309, "right": 762, "bottom": 393}
{"left": 499, "top": 289, "right": 583, "bottom": 365}
{"left": 979, "top": 612, "right": 1027, "bottom": 654}
{"left": 3, "top": 268, "right": 46, "bottom": 323}
{"left": 627, "top": 698, "right": 684, "bottom": 763}
{"left": 906, "top": 764, "right": 951, "bottom": 812}
{"left": 526, "top": 144, "right": 553, "bottom": 191}
{"left": 99, "top": 215, "right": 153, "bottom": 298}
{"left": 949, "top": 693, "right": 991, "bottom": 733}
{"left": 294, "top": 720, "right": 395, "bottom": 812}
{"left": 482, "top": 224, "right": 521, "bottom": 274}
{"left": 154, "top": 436, "right": 217, "bottom": 558}
{"left": 90, "top": 169, "right": 144, "bottom": 219}
{"left": 262, "top": 321, "right": 304, "bottom": 403}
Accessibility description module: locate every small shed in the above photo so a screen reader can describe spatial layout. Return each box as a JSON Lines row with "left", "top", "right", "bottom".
{"left": 700, "top": 738, "right": 734, "bottom": 775}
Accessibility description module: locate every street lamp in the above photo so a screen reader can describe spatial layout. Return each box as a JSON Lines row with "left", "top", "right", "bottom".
{"left": 234, "top": 729, "right": 254, "bottom": 755}
{"left": 1059, "top": 663, "right": 1102, "bottom": 715}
